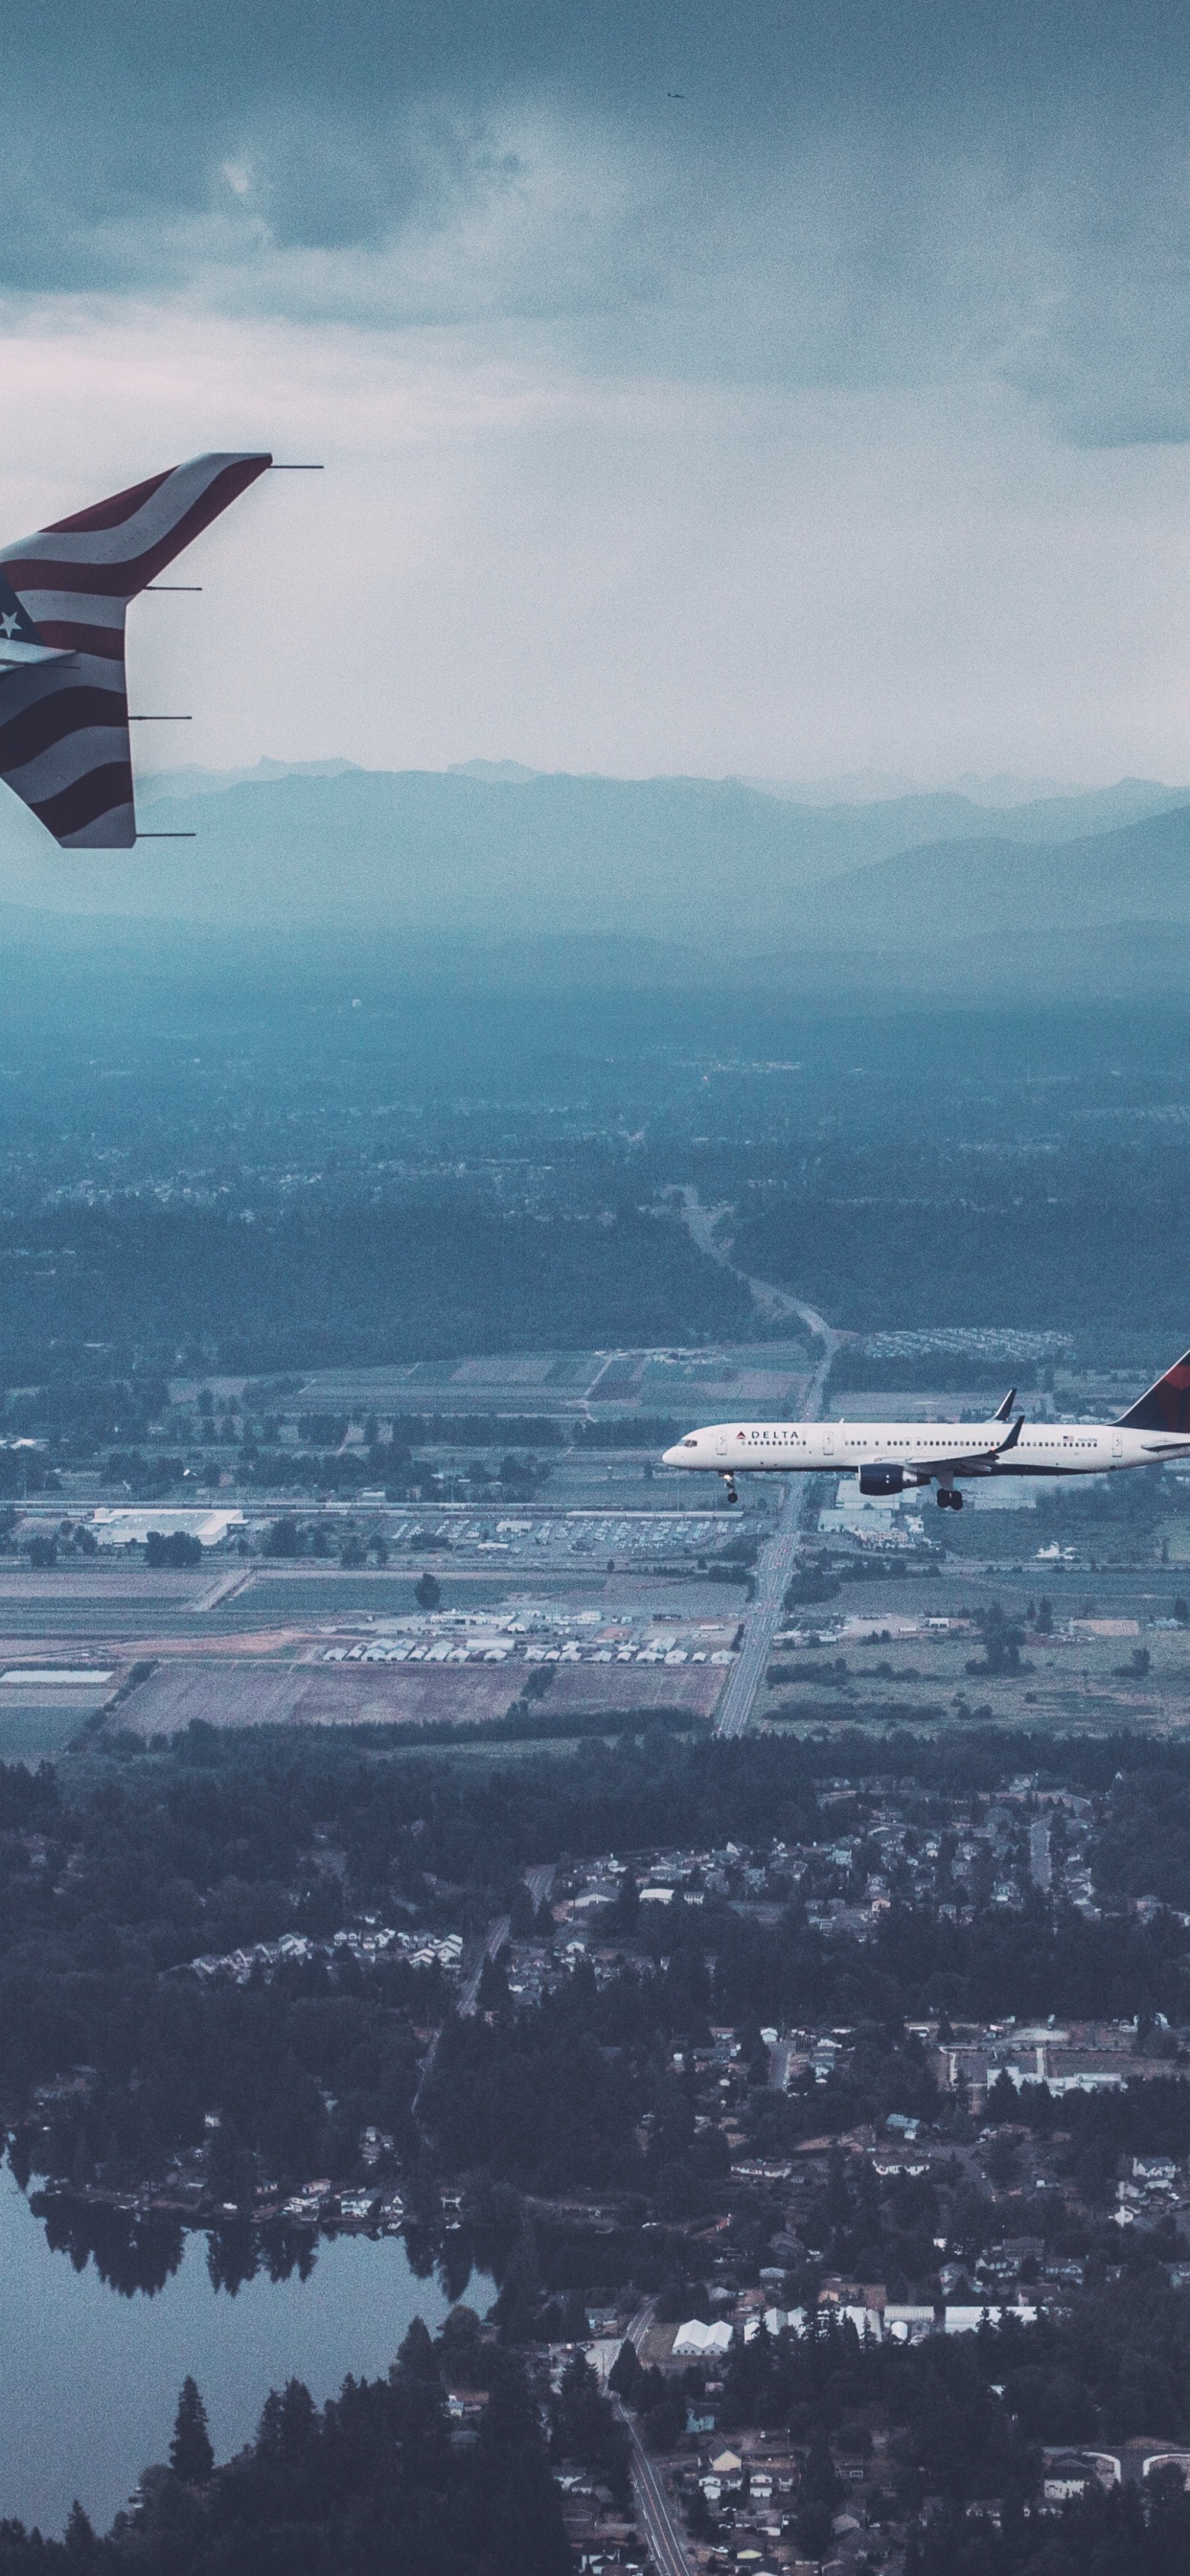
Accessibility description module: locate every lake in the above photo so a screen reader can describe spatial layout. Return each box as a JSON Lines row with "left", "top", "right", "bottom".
{"left": 0, "top": 2169, "right": 492, "bottom": 2536}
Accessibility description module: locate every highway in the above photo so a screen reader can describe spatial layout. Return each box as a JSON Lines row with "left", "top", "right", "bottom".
{"left": 676, "top": 1185, "right": 840, "bottom": 1740}
{"left": 712, "top": 1476, "right": 801, "bottom": 1738}
{"left": 614, "top": 2395, "right": 698, "bottom": 2576}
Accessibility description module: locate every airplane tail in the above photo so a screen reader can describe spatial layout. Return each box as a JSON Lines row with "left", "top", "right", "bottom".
{"left": 1116, "top": 1347, "right": 1190, "bottom": 1433}
{"left": 0, "top": 452, "right": 271, "bottom": 848}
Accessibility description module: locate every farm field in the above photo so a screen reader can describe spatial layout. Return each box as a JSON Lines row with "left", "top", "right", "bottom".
{"left": 757, "top": 1607, "right": 1190, "bottom": 1736}
{"left": 110, "top": 1655, "right": 726, "bottom": 1737}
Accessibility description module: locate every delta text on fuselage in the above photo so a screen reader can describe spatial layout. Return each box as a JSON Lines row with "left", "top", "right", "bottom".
{"left": 661, "top": 1346, "right": 1190, "bottom": 1509}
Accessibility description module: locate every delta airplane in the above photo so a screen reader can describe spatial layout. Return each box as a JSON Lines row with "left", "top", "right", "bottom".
{"left": 662, "top": 1346, "right": 1190, "bottom": 1508}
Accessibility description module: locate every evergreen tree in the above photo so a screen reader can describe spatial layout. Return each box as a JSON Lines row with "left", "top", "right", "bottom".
{"left": 169, "top": 2377, "right": 214, "bottom": 2483}
{"left": 63, "top": 2500, "right": 96, "bottom": 2561}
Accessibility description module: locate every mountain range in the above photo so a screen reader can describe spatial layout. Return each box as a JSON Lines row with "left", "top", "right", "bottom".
{"left": 0, "top": 762, "right": 1188, "bottom": 995}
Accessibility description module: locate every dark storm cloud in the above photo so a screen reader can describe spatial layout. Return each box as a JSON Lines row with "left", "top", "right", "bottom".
{"left": 7, "top": 1, "right": 1190, "bottom": 441}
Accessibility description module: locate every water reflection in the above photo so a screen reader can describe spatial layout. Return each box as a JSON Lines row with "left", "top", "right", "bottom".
{"left": 28, "top": 2190, "right": 486, "bottom": 2306}
{"left": 34, "top": 2195, "right": 186, "bottom": 2297}
{"left": 0, "top": 2172, "right": 493, "bottom": 2537}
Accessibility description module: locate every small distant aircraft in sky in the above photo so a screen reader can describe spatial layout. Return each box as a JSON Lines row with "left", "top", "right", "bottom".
{"left": 0, "top": 452, "right": 272, "bottom": 849}
{"left": 663, "top": 1345, "right": 1190, "bottom": 1506}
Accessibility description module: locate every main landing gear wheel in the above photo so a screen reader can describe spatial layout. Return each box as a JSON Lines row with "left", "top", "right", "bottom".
{"left": 936, "top": 1487, "right": 964, "bottom": 1509}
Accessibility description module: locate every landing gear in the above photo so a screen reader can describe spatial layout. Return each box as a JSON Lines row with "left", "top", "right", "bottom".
{"left": 936, "top": 1487, "right": 964, "bottom": 1510}
{"left": 720, "top": 1475, "right": 740, "bottom": 1506}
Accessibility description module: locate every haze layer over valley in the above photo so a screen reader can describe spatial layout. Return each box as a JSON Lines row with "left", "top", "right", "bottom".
{"left": 0, "top": 765, "right": 1187, "bottom": 999}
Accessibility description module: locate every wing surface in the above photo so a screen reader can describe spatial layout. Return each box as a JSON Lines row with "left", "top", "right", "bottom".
{"left": 0, "top": 453, "right": 270, "bottom": 848}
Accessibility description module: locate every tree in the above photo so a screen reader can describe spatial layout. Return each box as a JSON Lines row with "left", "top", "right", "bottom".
{"left": 799, "top": 2438, "right": 840, "bottom": 2518}
{"left": 985, "top": 2130, "right": 1019, "bottom": 2188}
{"left": 416, "top": 1571, "right": 442, "bottom": 1609}
{"left": 437, "top": 2304, "right": 488, "bottom": 2386}
{"left": 170, "top": 2376, "right": 214, "bottom": 2483}
{"left": 612, "top": 1869, "right": 640, "bottom": 1934}
{"left": 642, "top": 2394, "right": 683, "bottom": 2451}
{"left": 478, "top": 1951, "right": 510, "bottom": 2012}
{"left": 63, "top": 2501, "right": 96, "bottom": 2560}
{"left": 508, "top": 1882, "right": 537, "bottom": 1939}
{"left": 147, "top": 1530, "right": 203, "bottom": 1568}
{"left": 264, "top": 1516, "right": 300, "bottom": 1558}
{"left": 824, "top": 2145, "right": 852, "bottom": 2234}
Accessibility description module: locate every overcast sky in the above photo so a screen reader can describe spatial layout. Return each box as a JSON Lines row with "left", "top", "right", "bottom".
{"left": 4, "top": 0, "right": 1190, "bottom": 784}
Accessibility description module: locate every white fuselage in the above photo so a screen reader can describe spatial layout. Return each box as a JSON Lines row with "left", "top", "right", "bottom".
{"left": 662, "top": 1418, "right": 1190, "bottom": 1484}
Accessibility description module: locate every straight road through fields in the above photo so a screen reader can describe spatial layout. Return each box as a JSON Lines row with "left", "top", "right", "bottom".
{"left": 673, "top": 1188, "right": 840, "bottom": 1740}
{"left": 714, "top": 1308, "right": 839, "bottom": 1737}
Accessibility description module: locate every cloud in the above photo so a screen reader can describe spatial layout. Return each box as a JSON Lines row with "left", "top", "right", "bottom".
{"left": 3, "top": 4, "right": 1190, "bottom": 793}
{"left": 2, "top": 305, "right": 1189, "bottom": 793}
{"left": 4, "top": 2, "right": 1190, "bottom": 441}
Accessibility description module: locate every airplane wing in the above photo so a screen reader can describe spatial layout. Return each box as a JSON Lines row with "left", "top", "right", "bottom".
{"left": 904, "top": 1414, "right": 1024, "bottom": 1476}
{"left": 0, "top": 452, "right": 270, "bottom": 849}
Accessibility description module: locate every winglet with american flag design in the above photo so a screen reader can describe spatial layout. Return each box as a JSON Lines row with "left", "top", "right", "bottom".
{"left": 0, "top": 452, "right": 271, "bottom": 849}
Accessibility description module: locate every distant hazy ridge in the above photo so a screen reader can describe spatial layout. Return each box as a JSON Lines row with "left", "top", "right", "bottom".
{"left": 0, "top": 765, "right": 1188, "bottom": 990}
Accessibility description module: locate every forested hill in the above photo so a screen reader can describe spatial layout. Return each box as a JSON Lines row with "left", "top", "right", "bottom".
{"left": 0, "top": 1204, "right": 750, "bottom": 1375}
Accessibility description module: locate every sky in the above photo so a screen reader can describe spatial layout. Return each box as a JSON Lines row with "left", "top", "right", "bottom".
{"left": 4, "top": 0, "right": 1190, "bottom": 784}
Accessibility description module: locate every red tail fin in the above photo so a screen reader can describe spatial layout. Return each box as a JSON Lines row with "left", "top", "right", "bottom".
{"left": 1117, "top": 1349, "right": 1190, "bottom": 1433}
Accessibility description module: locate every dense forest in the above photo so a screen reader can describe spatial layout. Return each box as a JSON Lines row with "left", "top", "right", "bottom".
{"left": 5, "top": 1728, "right": 1190, "bottom": 2221}
{"left": 4, "top": 952, "right": 1190, "bottom": 1363}
{"left": 731, "top": 1152, "right": 1190, "bottom": 1339}
{"left": 666, "top": 2298, "right": 1190, "bottom": 2552}
{"left": 0, "top": 2318, "right": 570, "bottom": 2576}
{"left": 0, "top": 1204, "right": 749, "bottom": 1376}
{"left": 1, "top": 1729, "right": 1190, "bottom": 2558}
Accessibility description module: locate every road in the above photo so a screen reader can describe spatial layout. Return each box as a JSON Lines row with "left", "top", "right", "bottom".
{"left": 1029, "top": 1817, "right": 1052, "bottom": 1892}
{"left": 417, "top": 1869, "right": 550, "bottom": 2117}
{"left": 626, "top": 2293, "right": 656, "bottom": 2348}
{"left": 458, "top": 1912, "right": 512, "bottom": 2015}
{"left": 769, "top": 2038, "right": 798, "bottom": 2092}
{"left": 673, "top": 1190, "right": 841, "bottom": 1740}
{"left": 614, "top": 2396, "right": 698, "bottom": 2576}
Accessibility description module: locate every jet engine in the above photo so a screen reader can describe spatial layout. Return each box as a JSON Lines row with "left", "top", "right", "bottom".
{"left": 858, "top": 1463, "right": 908, "bottom": 1496}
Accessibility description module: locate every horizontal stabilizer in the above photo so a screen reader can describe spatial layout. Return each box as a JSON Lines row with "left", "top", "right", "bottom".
{"left": 1117, "top": 1347, "right": 1190, "bottom": 1434}
{"left": 0, "top": 452, "right": 270, "bottom": 849}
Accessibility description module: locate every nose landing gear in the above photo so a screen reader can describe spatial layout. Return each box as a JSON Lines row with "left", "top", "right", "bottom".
{"left": 936, "top": 1486, "right": 964, "bottom": 1510}
{"left": 720, "top": 1475, "right": 740, "bottom": 1505}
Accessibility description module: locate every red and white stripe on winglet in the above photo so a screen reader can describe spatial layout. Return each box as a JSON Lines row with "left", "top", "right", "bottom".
{"left": 0, "top": 452, "right": 271, "bottom": 849}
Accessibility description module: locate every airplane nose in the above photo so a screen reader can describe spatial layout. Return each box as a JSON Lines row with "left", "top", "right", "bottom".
{"left": 662, "top": 1444, "right": 685, "bottom": 1467}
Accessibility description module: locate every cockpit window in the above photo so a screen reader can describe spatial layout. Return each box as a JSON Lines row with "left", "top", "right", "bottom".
{"left": 683, "top": 1436, "right": 698, "bottom": 1447}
